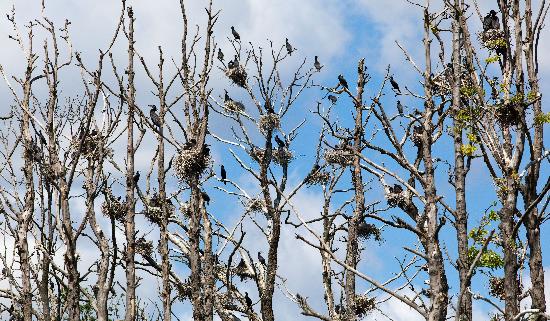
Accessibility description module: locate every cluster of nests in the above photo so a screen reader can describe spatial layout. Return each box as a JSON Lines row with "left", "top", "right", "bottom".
{"left": 144, "top": 193, "right": 175, "bottom": 225}
{"left": 224, "top": 100, "right": 245, "bottom": 113}
{"left": 225, "top": 64, "right": 247, "bottom": 88}
{"left": 494, "top": 102, "right": 522, "bottom": 126}
{"left": 386, "top": 184, "right": 406, "bottom": 208}
{"left": 259, "top": 113, "right": 281, "bottom": 134}
{"left": 357, "top": 221, "right": 382, "bottom": 242}
{"left": 249, "top": 146, "right": 294, "bottom": 165}
{"left": 135, "top": 237, "right": 154, "bottom": 257}
{"left": 324, "top": 149, "right": 354, "bottom": 166}
{"left": 479, "top": 29, "right": 507, "bottom": 51}
{"left": 304, "top": 168, "right": 330, "bottom": 186}
{"left": 71, "top": 130, "right": 112, "bottom": 160}
{"left": 101, "top": 188, "right": 127, "bottom": 221}
{"left": 174, "top": 145, "right": 212, "bottom": 182}
{"left": 233, "top": 258, "right": 255, "bottom": 281}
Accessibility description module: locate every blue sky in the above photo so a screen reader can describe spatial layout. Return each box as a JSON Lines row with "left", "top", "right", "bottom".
{"left": 0, "top": 0, "right": 549, "bottom": 320}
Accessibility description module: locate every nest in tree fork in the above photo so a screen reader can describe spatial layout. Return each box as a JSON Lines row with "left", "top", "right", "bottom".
{"left": 353, "top": 295, "right": 376, "bottom": 317}
{"left": 135, "top": 237, "right": 153, "bottom": 257}
{"left": 305, "top": 170, "right": 330, "bottom": 186}
{"left": 479, "top": 29, "right": 506, "bottom": 50}
{"left": 174, "top": 146, "right": 212, "bottom": 182}
{"left": 273, "top": 147, "right": 293, "bottom": 165}
{"left": 259, "top": 113, "right": 280, "bottom": 134}
{"left": 144, "top": 193, "right": 175, "bottom": 225}
{"left": 225, "top": 65, "right": 247, "bottom": 88}
{"left": 495, "top": 102, "right": 522, "bottom": 126}
{"left": 224, "top": 100, "right": 245, "bottom": 113}
{"left": 324, "top": 149, "right": 354, "bottom": 166}
{"left": 246, "top": 197, "right": 266, "bottom": 214}
{"left": 101, "top": 189, "right": 126, "bottom": 221}
{"left": 357, "top": 222, "right": 381, "bottom": 241}
{"left": 71, "top": 131, "right": 112, "bottom": 160}
{"left": 234, "top": 259, "right": 255, "bottom": 281}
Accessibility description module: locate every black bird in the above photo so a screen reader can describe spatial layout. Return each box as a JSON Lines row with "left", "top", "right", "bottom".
{"left": 274, "top": 135, "right": 285, "bottom": 148}
{"left": 221, "top": 165, "right": 227, "bottom": 184}
{"left": 149, "top": 105, "right": 162, "bottom": 128}
{"left": 244, "top": 292, "right": 253, "bottom": 310}
{"left": 133, "top": 171, "right": 140, "bottom": 184}
{"left": 314, "top": 56, "right": 322, "bottom": 71}
{"left": 258, "top": 251, "right": 266, "bottom": 266}
{"left": 218, "top": 48, "right": 224, "bottom": 62}
{"left": 285, "top": 38, "right": 293, "bottom": 55}
{"left": 183, "top": 138, "right": 197, "bottom": 150}
{"left": 265, "top": 101, "right": 275, "bottom": 114}
{"left": 37, "top": 130, "right": 47, "bottom": 145}
{"left": 224, "top": 90, "right": 232, "bottom": 103}
{"left": 335, "top": 304, "right": 341, "bottom": 314}
{"left": 483, "top": 10, "right": 499, "bottom": 31}
{"left": 231, "top": 26, "right": 240, "bottom": 41}
{"left": 227, "top": 55, "right": 238, "bottom": 70}
{"left": 389, "top": 184, "right": 403, "bottom": 194}
{"left": 397, "top": 100, "right": 404, "bottom": 115}
{"left": 327, "top": 95, "right": 338, "bottom": 104}
{"left": 338, "top": 74, "right": 348, "bottom": 89}
{"left": 202, "top": 191, "right": 210, "bottom": 205}
{"left": 390, "top": 76, "right": 401, "bottom": 94}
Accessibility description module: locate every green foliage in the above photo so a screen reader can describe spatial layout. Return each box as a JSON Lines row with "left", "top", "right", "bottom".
{"left": 485, "top": 56, "right": 500, "bottom": 64}
{"left": 460, "top": 144, "right": 477, "bottom": 156}
{"left": 467, "top": 247, "right": 504, "bottom": 269}
{"left": 534, "top": 112, "right": 550, "bottom": 125}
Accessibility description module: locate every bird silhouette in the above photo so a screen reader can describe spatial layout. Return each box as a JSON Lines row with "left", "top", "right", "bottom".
{"left": 274, "top": 135, "right": 285, "bottom": 148}
{"left": 244, "top": 292, "right": 253, "bottom": 310}
{"left": 218, "top": 48, "right": 224, "bottom": 62}
{"left": 483, "top": 10, "right": 499, "bottom": 31}
{"left": 389, "top": 184, "right": 403, "bottom": 194}
{"left": 202, "top": 191, "right": 210, "bottom": 205}
{"left": 285, "top": 38, "right": 293, "bottom": 55}
{"left": 133, "top": 171, "right": 140, "bottom": 184}
{"left": 183, "top": 138, "right": 197, "bottom": 150}
{"left": 224, "top": 90, "right": 232, "bottom": 103}
{"left": 221, "top": 165, "right": 227, "bottom": 184}
{"left": 258, "top": 251, "right": 266, "bottom": 266}
{"left": 314, "top": 56, "right": 322, "bottom": 71}
{"left": 389, "top": 76, "right": 401, "bottom": 94}
{"left": 231, "top": 26, "right": 240, "bottom": 41}
{"left": 328, "top": 95, "right": 338, "bottom": 104}
{"left": 228, "top": 55, "right": 239, "bottom": 70}
{"left": 37, "top": 130, "right": 47, "bottom": 145}
{"left": 338, "top": 75, "right": 348, "bottom": 89}
{"left": 148, "top": 105, "right": 162, "bottom": 128}
{"left": 397, "top": 100, "right": 404, "bottom": 115}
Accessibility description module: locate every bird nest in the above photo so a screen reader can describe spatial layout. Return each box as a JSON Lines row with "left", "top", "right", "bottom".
{"left": 386, "top": 185, "right": 406, "bottom": 208}
{"left": 259, "top": 114, "right": 280, "bottom": 134}
{"left": 225, "top": 65, "right": 247, "bottom": 88}
{"left": 175, "top": 282, "right": 192, "bottom": 301}
{"left": 135, "top": 237, "right": 153, "bottom": 257}
{"left": 357, "top": 222, "right": 382, "bottom": 242}
{"left": 101, "top": 189, "right": 126, "bottom": 221}
{"left": 305, "top": 170, "right": 330, "bottom": 186}
{"left": 71, "top": 132, "right": 112, "bottom": 160}
{"left": 224, "top": 100, "right": 245, "bottom": 113}
{"left": 174, "top": 147, "right": 212, "bottom": 182}
{"left": 324, "top": 150, "right": 354, "bottom": 166}
{"left": 353, "top": 295, "right": 376, "bottom": 317}
{"left": 144, "top": 193, "right": 175, "bottom": 225}
{"left": 273, "top": 147, "right": 293, "bottom": 165}
{"left": 246, "top": 198, "right": 266, "bottom": 214}
{"left": 479, "top": 29, "right": 506, "bottom": 50}
{"left": 495, "top": 103, "right": 521, "bottom": 126}
{"left": 234, "top": 259, "right": 255, "bottom": 281}
{"left": 179, "top": 202, "right": 192, "bottom": 219}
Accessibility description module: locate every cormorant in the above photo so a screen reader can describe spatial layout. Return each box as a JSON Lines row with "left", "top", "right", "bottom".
{"left": 231, "top": 26, "right": 240, "bottom": 41}
{"left": 228, "top": 55, "right": 238, "bottom": 69}
{"left": 202, "top": 191, "right": 210, "bottom": 205}
{"left": 389, "top": 184, "right": 403, "bottom": 194}
{"left": 390, "top": 76, "right": 401, "bottom": 94}
{"left": 183, "top": 138, "right": 197, "bottom": 150}
{"left": 314, "top": 56, "right": 322, "bottom": 71}
{"left": 285, "top": 38, "right": 293, "bottom": 56}
{"left": 221, "top": 165, "right": 227, "bottom": 184}
{"left": 224, "top": 90, "right": 232, "bottom": 103}
{"left": 483, "top": 10, "right": 499, "bottom": 31}
{"left": 328, "top": 95, "right": 337, "bottom": 104}
{"left": 244, "top": 292, "right": 253, "bottom": 310}
{"left": 258, "top": 252, "right": 266, "bottom": 266}
{"left": 133, "top": 171, "right": 140, "bottom": 184}
{"left": 338, "top": 74, "right": 348, "bottom": 89}
{"left": 397, "top": 100, "right": 404, "bottom": 115}
{"left": 218, "top": 48, "right": 224, "bottom": 62}
{"left": 37, "top": 130, "right": 47, "bottom": 145}
{"left": 149, "top": 105, "right": 162, "bottom": 128}
{"left": 274, "top": 135, "right": 285, "bottom": 148}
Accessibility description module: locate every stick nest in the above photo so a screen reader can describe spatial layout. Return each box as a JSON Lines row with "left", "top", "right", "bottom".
{"left": 101, "top": 188, "right": 126, "bottom": 221}
{"left": 174, "top": 147, "right": 212, "bottom": 182}
{"left": 479, "top": 29, "right": 507, "bottom": 50}
{"left": 324, "top": 150, "right": 354, "bottom": 166}
{"left": 353, "top": 295, "right": 376, "bottom": 317}
{"left": 273, "top": 147, "right": 293, "bottom": 165}
{"left": 135, "top": 237, "right": 153, "bottom": 257}
{"left": 224, "top": 100, "right": 245, "bottom": 113}
{"left": 71, "top": 131, "right": 112, "bottom": 160}
{"left": 234, "top": 259, "right": 255, "bottom": 281}
{"left": 144, "top": 193, "right": 175, "bottom": 225}
{"left": 259, "top": 114, "right": 280, "bottom": 134}
{"left": 246, "top": 198, "right": 266, "bottom": 214}
{"left": 225, "top": 65, "right": 247, "bottom": 88}
{"left": 357, "top": 222, "right": 382, "bottom": 242}
{"left": 305, "top": 170, "right": 330, "bottom": 186}
{"left": 495, "top": 102, "right": 521, "bottom": 126}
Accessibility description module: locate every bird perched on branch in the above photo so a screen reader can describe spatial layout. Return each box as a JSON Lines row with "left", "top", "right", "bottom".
{"left": 397, "top": 100, "right": 404, "bottom": 115}
{"left": 275, "top": 135, "right": 285, "bottom": 148}
{"left": 258, "top": 252, "right": 266, "bottom": 266}
{"left": 231, "top": 26, "right": 240, "bottom": 41}
{"left": 133, "top": 171, "right": 140, "bottom": 184}
{"left": 314, "top": 56, "right": 322, "bottom": 71}
{"left": 328, "top": 95, "right": 337, "bottom": 104}
{"left": 148, "top": 105, "right": 162, "bottom": 128}
{"left": 228, "top": 55, "right": 238, "bottom": 69}
{"left": 221, "top": 165, "right": 227, "bottom": 184}
{"left": 285, "top": 38, "right": 294, "bottom": 55}
{"left": 338, "top": 74, "right": 348, "bottom": 89}
{"left": 218, "top": 48, "right": 224, "bottom": 62}
{"left": 390, "top": 76, "right": 401, "bottom": 94}
{"left": 37, "top": 130, "right": 47, "bottom": 145}
{"left": 201, "top": 191, "right": 210, "bottom": 205}
{"left": 224, "top": 90, "right": 232, "bottom": 103}
{"left": 483, "top": 10, "right": 500, "bottom": 31}
{"left": 244, "top": 292, "right": 253, "bottom": 310}
{"left": 183, "top": 138, "right": 196, "bottom": 150}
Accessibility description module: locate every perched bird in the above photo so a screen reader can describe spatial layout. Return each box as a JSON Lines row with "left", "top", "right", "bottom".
{"left": 224, "top": 90, "right": 232, "bottom": 103}
{"left": 218, "top": 48, "right": 224, "bottom": 62}
{"left": 389, "top": 184, "right": 403, "bottom": 194}
{"left": 265, "top": 101, "right": 275, "bottom": 114}
{"left": 258, "top": 251, "right": 266, "bottom": 266}
{"left": 274, "top": 135, "right": 285, "bottom": 148}
{"left": 183, "top": 138, "right": 197, "bottom": 150}
{"left": 483, "top": 10, "right": 500, "bottom": 31}
{"left": 37, "top": 130, "right": 47, "bottom": 145}
{"left": 338, "top": 74, "right": 348, "bottom": 89}
{"left": 244, "top": 292, "right": 253, "bottom": 310}
{"left": 202, "top": 191, "right": 210, "bottom": 205}
{"left": 389, "top": 76, "right": 401, "bottom": 94}
{"left": 397, "top": 100, "right": 404, "bottom": 115}
{"left": 231, "top": 26, "right": 240, "bottom": 41}
{"left": 335, "top": 304, "right": 341, "bottom": 314}
{"left": 228, "top": 55, "right": 239, "bottom": 70}
{"left": 285, "top": 38, "right": 293, "bottom": 55}
{"left": 149, "top": 105, "right": 162, "bottom": 128}
{"left": 221, "top": 165, "right": 227, "bottom": 184}
{"left": 314, "top": 56, "right": 322, "bottom": 71}
{"left": 327, "top": 95, "right": 338, "bottom": 104}
{"left": 133, "top": 171, "right": 140, "bottom": 184}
